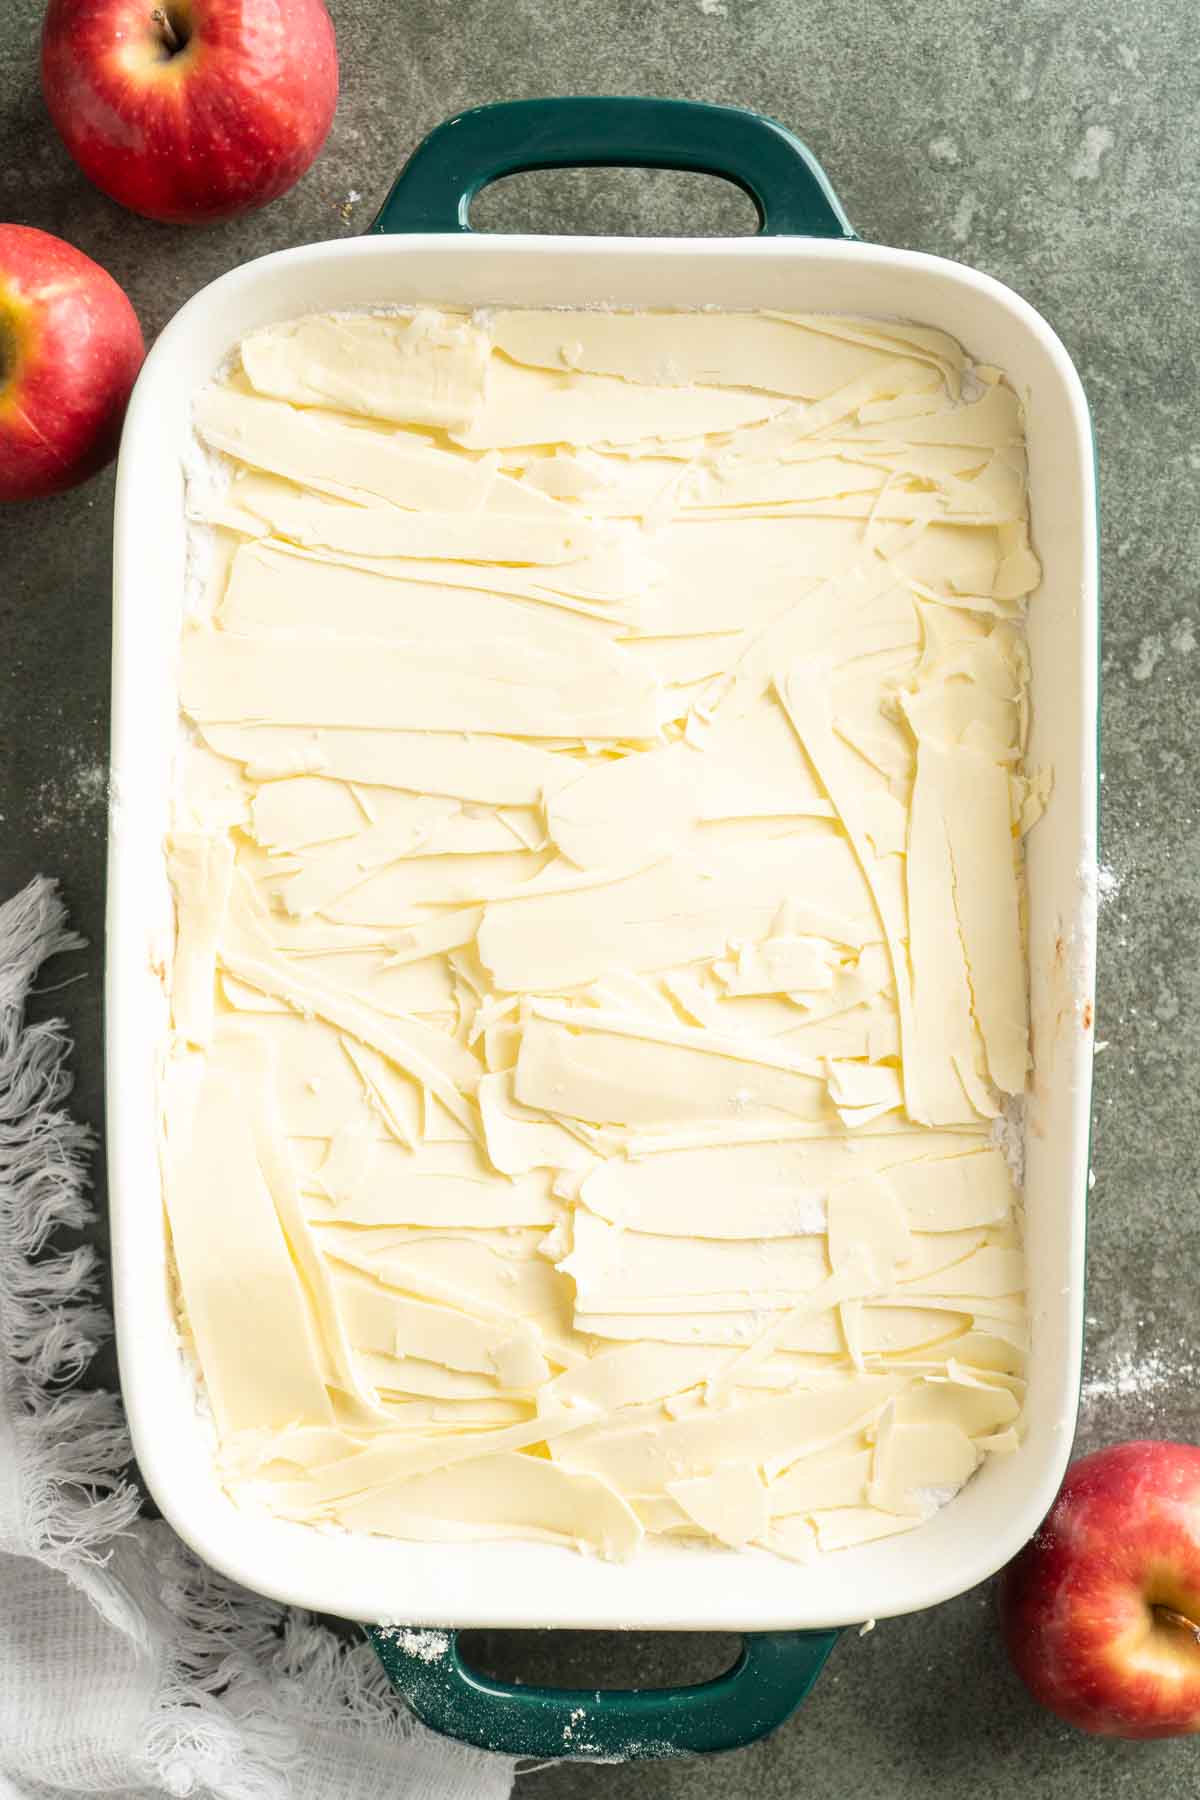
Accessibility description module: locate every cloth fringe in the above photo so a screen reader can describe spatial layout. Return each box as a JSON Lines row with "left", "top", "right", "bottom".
{"left": 0, "top": 877, "right": 142, "bottom": 1584}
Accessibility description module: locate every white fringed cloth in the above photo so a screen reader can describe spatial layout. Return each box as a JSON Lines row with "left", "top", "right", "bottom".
{"left": 0, "top": 878, "right": 513, "bottom": 1800}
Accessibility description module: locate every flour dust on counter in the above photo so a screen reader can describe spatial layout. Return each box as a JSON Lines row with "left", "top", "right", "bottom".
{"left": 162, "top": 303, "right": 1043, "bottom": 1564}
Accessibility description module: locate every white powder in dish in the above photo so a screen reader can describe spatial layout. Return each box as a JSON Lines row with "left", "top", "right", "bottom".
{"left": 915, "top": 1483, "right": 963, "bottom": 1517}
{"left": 991, "top": 1096, "right": 1026, "bottom": 1187}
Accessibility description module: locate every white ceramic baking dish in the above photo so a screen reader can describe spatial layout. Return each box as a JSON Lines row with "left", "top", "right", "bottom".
{"left": 107, "top": 99, "right": 1096, "bottom": 1758}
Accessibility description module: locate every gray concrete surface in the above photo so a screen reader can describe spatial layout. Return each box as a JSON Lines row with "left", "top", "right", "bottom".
{"left": 1, "top": 0, "right": 1198, "bottom": 1792}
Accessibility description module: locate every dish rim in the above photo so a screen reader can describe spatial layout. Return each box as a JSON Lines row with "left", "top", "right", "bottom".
{"left": 108, "top": 229, "right": 1097, "bottom": 1631}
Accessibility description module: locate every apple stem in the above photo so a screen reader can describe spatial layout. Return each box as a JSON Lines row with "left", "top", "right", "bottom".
{"left": 1155, "top": 1605, "right": 1200, "bottom": 1647}
{"left": 151, "top": 7, "right": 181, "bottom": 53}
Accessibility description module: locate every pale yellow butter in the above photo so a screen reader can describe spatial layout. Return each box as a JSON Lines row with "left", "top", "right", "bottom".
{"left": 165, "top": 305, "right": 1039, "bottom": 1561}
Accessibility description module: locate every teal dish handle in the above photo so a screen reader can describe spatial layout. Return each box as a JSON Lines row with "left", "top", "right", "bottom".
{"left": 369, "top": 1626, "right": 840, "bottom": 1761}
{"left": 370, "top": 97, "right": 853, "bottom": 239}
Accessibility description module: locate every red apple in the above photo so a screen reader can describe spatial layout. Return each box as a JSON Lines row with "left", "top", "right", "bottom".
{"left": 0, "top": 225, "right": 144, "bottom": 502}
{"left": 999, "top": 1440, "right": 1200, "bottom": 1738}
{"left": 40, "top": 0, "right": 338, "bottom": 225}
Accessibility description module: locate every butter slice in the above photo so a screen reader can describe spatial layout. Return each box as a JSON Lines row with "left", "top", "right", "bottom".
{"left": 331, "top": 1451, "right": 642, "bottom": 1558}
{"left": 666, "top": 1465, "right": 769, "bottom": 1548}
{"left": 869, "top": 1415, "right": 979, "bottom": 1516}
{"left": 491, "top": 309, "right": 915, "bottom": 398}
{"left": 452, "top": 352, "right": 790, "bottom": 450}
{"left": 515, "top": 1007, "right": 830, "bottom": 1129}
{"left": 201, "top": 722, "right": 563, "bottom": 805}
{"left": 181, "top": 629, "right": 660, "bottom": 742}
{"left": 163, "top": 1032, "right": 332, "bottom": 1439}
{"left": 240, "top": 311, "right": 490, "bottom": 429}
{"left": 194, "top": 384, "right": 556, "bottom": 515}
{"left": 768, "top": 1447, "right": 872, "bottom": 1515}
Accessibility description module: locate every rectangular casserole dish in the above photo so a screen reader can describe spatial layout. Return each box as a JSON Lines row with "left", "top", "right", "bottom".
{"left": 108, "top": 97, "right": 1097, "bottom": 1757}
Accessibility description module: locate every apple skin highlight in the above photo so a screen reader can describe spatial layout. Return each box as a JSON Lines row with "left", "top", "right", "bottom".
{"left": 40, "top": 0, "right": 338, "bottom": 225}
{"left": 0, "top": 224, "right": 144, "bottom": 502}
{"left": 999, "top": 1440, "right": 1200, "bottom": 1739}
